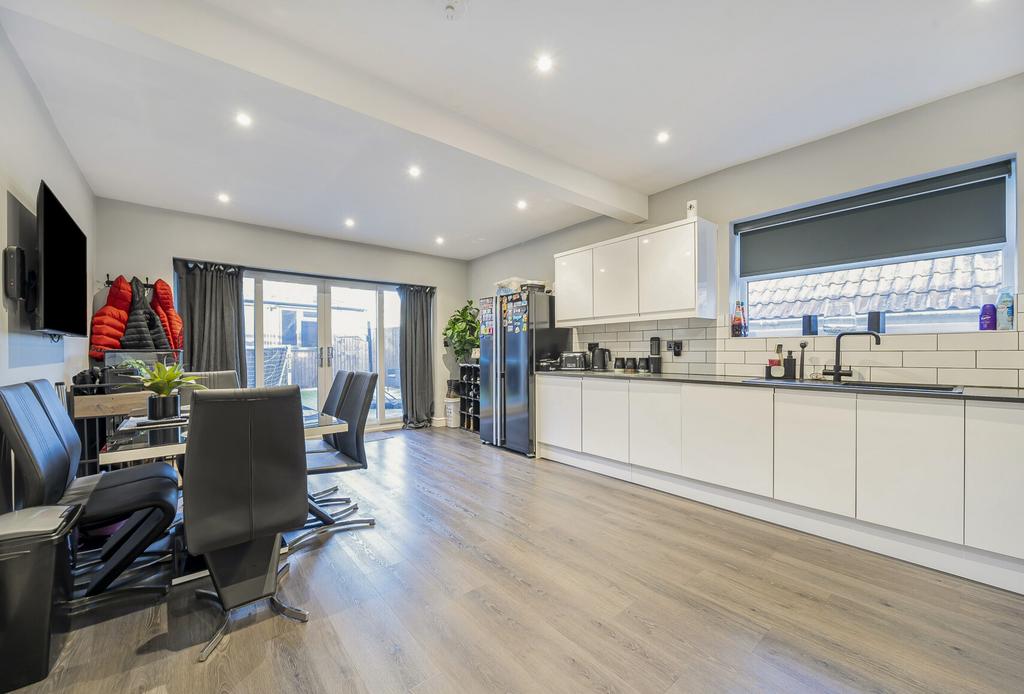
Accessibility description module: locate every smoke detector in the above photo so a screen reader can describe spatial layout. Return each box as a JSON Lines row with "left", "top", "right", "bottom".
{"left": 443, "top": 0, "right": 467, "bottom": 21}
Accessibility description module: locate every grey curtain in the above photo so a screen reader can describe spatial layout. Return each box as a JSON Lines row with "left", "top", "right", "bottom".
{"left": 173, "top": 259, "right": 247, "bottom": 386}
{"left": 397, "top": 285, "right": 435, "bottom": 428}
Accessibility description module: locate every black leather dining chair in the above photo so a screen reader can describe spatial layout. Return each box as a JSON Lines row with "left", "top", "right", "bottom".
{"left": 179, "top": 370, "right": 240, "bottom": 408}
{"left": 183, "top": 385, "right": 310, "bottom": 662}
{"left": 0, "top": 380, "right": 178, "bottom": 611}
{"left": 289, "top": 371, "right": 377, "bottom": 550}
{"left": 305, "top": 369, "right": 352, "bottom": 456}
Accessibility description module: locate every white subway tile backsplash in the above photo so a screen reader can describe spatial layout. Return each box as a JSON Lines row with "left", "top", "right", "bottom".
{"left": 689, "top": 362, "right": 726, "bottom": 376}
{"left": 937, "top": 331, "right": 1018, "bottom": 351}
{"left": 813, "top": 335, "right": 872, "bottom": 351}
{"left": 938, "top": 368, "right": 1018, "bottom": 387}
{"left": 688, "top": 339, "right": 723, "bottom": 352}
{"left": 868, "top": 367, "right": 938, "bottom": 384}
{"left": 833, "top": 351, "right": 903, "bottom": 368}
{"left": 977, "top": 351, "right": 1024, "bottom": 369}
{"left": 902, "top": 351, "right": 976, "bottom": 368}
{"left": 871, "top": 334, "right": 938, "bottom": 351}
{"left": 572, "top": 316, "right": 1024, "bottom": 391}
{"left": 724, "top": 363, "right": 764, "bottom": 377}
{"left": 672, "top": 328, "right": 708, "bottom": 339}
{"left": 725, "top": 338, "right": 767, "bottom": 351}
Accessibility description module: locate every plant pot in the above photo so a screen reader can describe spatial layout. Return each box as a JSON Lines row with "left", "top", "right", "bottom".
{"left": 148, "top": 393, "right": 180, "bottom": 420}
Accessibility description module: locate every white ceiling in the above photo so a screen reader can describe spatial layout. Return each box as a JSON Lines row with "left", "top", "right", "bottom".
{"left": 2, "top": 0, "right": 1023, "bottom": 260}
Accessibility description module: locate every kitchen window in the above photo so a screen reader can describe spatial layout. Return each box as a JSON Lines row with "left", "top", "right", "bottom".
{"left": 735, "top": 159, "right": 1016, "bottom": 335}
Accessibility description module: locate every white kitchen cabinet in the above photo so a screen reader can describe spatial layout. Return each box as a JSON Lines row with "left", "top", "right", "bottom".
{"left": 553, "top": 217, "right": 716, "bottom": 326}
{"left": 856, "top": 395, "right": 964, "bottom": 543}
{"left": 681, "top": 384, "right": 774, "bottom": 497}
{"left": 582, "top": 378, "right": 629, "bottom": 462}
{"left": 553, "top": 249, "right": 593, "bottom": 322}
{"left": 638, "top": 221, "right": 695, "bottom": 315}
{"left": 965, "top": 401, "right": 1024, "bottom": 559}
{"left": 592, "top": 238, "right": 639, "bottom": 320}
{"left": 536, "top": 376, "right": 582, "bottom": 452}
{"left": 628, "top": 380, "right": 682, "bottom": 475}
{"left": 774, "top": 390, "right": 856, "bottom": 516}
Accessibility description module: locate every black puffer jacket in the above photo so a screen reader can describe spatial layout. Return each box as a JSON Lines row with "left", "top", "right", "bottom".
{"left": 121, "top": 277, "right": 170, "bottom": 350}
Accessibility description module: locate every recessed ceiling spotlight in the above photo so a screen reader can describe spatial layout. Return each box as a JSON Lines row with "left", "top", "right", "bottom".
{"left": 656, "top": 130, "right": 670, "bottom": 144}
{"left": 344, "top": 218, "right": 355, "bottom": 228}
{"left": 408, "top": 165, "right": 422, "bottom": 178}
{"left": 435, "top": 236, "right": 445, "bottom": 245}
{"left": 535, "top": 53, "right": 554, "bottom": 73}
{"left": 217, "top": 192, "right": 230, "bottom": 203}
{"left": 516, "top": 199, "right": 528, "bottom": 210}
{"left": 235, "top": 111, "right": 252, "bottom": 127}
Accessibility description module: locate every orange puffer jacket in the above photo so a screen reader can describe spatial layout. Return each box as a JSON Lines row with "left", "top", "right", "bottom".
{"left": 88, "top": 275, "right": 132, "bottom": 361}
{"left": 150, "top": 279, "right": 183, "bottom": 350}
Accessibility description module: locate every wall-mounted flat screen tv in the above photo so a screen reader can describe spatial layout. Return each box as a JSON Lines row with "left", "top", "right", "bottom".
{"left": 35, "top": 181, "right": 87, "bottom": 336}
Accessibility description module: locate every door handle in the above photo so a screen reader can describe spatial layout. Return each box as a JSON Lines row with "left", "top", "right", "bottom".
{"left": 327, "top": 346, "right": 334, "bottom": 367}
{"left": 318, "top": 346, "right": 324, "bottom": 368}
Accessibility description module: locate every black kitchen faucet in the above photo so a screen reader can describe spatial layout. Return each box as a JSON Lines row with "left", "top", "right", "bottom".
{"left": 823, "top": 331, "right": 881, "bottom": 383}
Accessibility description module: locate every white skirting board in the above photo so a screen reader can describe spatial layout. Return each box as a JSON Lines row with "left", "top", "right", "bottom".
{"left": 538, "top": 443, "right": 1024, "bottom": 595}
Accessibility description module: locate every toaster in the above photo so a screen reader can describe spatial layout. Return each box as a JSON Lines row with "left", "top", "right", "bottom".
{"left": 558, "top": 352, "right": 589, "bottom": 370}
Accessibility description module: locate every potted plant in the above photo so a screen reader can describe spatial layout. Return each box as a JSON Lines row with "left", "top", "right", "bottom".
{"left": 133, "top": 362, "right": 204, "bottom": 420}
{"left": 443, "top": 300, "right": 481, "bottom": 364}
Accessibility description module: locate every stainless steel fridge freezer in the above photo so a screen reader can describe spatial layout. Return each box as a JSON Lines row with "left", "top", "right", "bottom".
{"left": 479, "top": 292, "right": 571, "bottom": 456}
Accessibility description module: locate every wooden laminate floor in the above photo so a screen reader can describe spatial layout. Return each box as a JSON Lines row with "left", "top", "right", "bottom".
{"left": 22, "top": 428, "right": 1024, "bottom": 693}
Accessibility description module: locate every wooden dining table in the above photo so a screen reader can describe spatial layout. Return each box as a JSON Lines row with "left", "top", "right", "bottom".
{"left": 98, "top": 407, "right": 348, "bottom": 466}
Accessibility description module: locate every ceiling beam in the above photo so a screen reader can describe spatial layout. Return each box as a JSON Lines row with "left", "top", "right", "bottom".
{"left": 0, "top": 0, "right": 648, "bottom": 223}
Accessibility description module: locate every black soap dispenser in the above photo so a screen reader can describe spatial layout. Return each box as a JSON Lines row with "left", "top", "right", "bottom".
{"left": 783, "top": 350, "right": 797, "bottom": 379}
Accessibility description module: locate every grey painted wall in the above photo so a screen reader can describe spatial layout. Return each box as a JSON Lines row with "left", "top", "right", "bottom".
{"left": 469, "top": 73, "right": 1024, "bottom": 322}
{"left": 95, "top": 198, "right": 470, "bottom": 419}
{"left": 0, "top": 26, "right": 94, "bottom": 386}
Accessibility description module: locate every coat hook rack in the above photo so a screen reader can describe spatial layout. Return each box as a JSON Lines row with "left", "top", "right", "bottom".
{"left": 104, "top": 273, "right": 155, "bottom": 289}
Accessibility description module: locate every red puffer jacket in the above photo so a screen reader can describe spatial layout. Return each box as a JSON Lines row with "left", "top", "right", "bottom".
{"left": 150, "top": 279, "right": 183, "bottom": 350}
{"left": 88, "top": 275, "right": 132, "bottom": 361}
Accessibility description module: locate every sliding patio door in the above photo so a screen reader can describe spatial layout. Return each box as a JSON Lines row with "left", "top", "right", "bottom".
{"left": 244, "top": 272, "right": 403, "bottom": 426}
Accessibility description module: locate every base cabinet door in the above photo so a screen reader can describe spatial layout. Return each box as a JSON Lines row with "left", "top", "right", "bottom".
{"left": 583, "top": 378, "right": 629, "bottom": 462}
{"left": 628, "top": 381, "right": 682, "bottom": 475}
{"left": 965, "top": 401, "right": 1024, "bottom": 559}
{"left": 774, "top": 391, "right": 856, "bottom": 516}
{"left": 536, "top": 376, "right": 582, "bottom": 452}
{"left": 681, "top": 384, "right": 773, "bottom": 496}
{"left": 856, "top": 395, "right": 964, "bottom": 543}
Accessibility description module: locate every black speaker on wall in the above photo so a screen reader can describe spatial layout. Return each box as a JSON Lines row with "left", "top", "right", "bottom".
{"left": 4, "top": 246, "right": 24, "bottom": 301}
{"left": 801, "top": 315, "right": 819, "bottom": 336}
{"left": 867, "top": 311, "right": 886, "bottom": 333}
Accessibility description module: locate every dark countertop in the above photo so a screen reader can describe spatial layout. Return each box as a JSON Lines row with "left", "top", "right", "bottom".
{"left": 536, "top": 369, "right": 1024, "bottom": 404}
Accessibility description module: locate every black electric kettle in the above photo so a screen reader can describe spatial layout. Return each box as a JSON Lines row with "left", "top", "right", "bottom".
{"left": 591, "top": 347, "right": 611, "bottom": 371}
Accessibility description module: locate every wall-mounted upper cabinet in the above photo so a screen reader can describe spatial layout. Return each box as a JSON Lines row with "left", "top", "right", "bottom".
{"left": 553, "top": 249, "right": 594, "bottom": 322}
{"left": 553, "top": 217, "right": 717, "bottom": 327}
{"left": 593, "top": 238, "right": 639, "bottom": 320}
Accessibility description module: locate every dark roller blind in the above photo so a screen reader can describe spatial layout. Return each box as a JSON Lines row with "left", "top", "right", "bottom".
{"left": 737, "top": 161, "right": 1011, "bottom": 278}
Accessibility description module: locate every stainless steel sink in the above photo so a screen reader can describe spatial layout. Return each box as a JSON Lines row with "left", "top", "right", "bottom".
{"left": 743, "top": 378, "right": 964, "bottom": 395}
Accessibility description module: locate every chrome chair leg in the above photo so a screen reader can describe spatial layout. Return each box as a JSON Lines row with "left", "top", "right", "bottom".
{"left": 287, "top": 516, "right": 376, "bottom": 552}
{"left": 269, "top": 595, "right": 309, "bottom": 622}
{"left": 198, "top": 612, "right": 230, "bottom": 663}
{"left": 311, "top": 486, "right": 338, "bottom": 500}
{"left": 318, "top": 497, "right": 352, "bottom": 506}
